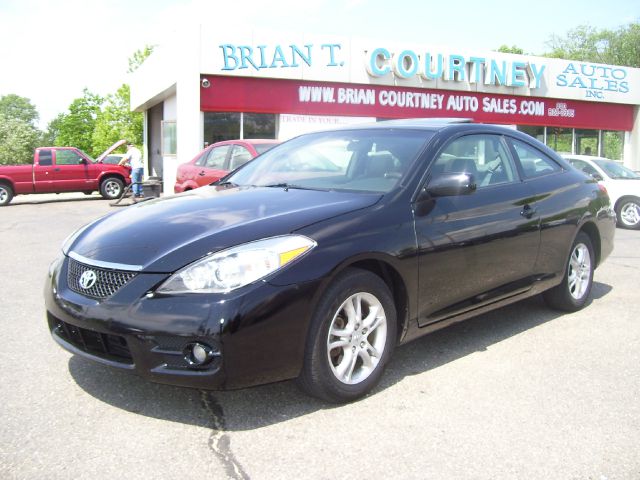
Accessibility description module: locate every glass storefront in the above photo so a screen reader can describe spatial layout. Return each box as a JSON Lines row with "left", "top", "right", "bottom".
{"left": 518, "top": 126, "right": 625, "bottom": 160}
{"left": 602, "top": 131, "right": 624, "bottom": 160}
{"left": 203, "top": 112, "right": 276, "bottom": 145}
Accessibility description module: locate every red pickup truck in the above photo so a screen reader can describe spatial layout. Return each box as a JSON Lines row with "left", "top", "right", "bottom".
{"left": 0, "top": 141, "right": 131, "bottom": 206}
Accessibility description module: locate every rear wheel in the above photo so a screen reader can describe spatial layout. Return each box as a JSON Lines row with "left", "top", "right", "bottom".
{"left": 616, "top": 198, "right": 640, "bottom": 230}
{"left": 543, "top": 232, "right": 594, "bottom": 311}
{"left": 297, "top": 269, "right": 397, "bottom": 403}
{"left": 99, "top": 177, "right": 124, "bottom": 200}
{"left": 0, "top": 183, "right": 14, "bottom": 206}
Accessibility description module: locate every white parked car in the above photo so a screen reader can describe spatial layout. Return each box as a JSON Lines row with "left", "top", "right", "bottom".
{"left": 563, "top": 154, "right": 640, "bottom": 230}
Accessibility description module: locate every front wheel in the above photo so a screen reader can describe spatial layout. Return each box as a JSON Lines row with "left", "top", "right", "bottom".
{"left": 297, "top": 269, "right": 397, "bottom": 403}
{"left": 543, "top": 232, "right": 594, "bottom": 312}
{"left": 616, "top": 198, "right": 640, "bottom": 230}
{"left": 99, "top": 177, "right": 124, "bottom": 200}
{"left": 0, "top": 183, "right": 14, "bottom": 206}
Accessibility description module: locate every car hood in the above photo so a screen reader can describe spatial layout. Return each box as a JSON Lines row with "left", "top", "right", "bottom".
{"left": 95, "top": 139, "right": 127, "bottom": 163}
{"left": 68, "top": 186, "right": 382, "bottom": 272}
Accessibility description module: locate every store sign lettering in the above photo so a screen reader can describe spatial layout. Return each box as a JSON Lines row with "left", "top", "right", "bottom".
{"left": 555, "top": 63, "right": 629, "bottom": 99}
{"left": 220, "top": 44, "right": 344, "bottom": 71}
{"left": 366, "top": 48, "right": 546, "bottom": 89}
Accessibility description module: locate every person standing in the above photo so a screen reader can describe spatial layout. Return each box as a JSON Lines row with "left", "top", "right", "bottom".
{"left": 119, "top": 142, "right": 144, "bottom": 198}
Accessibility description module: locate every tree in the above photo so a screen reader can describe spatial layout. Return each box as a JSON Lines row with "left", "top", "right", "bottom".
{"left": 128, "top": 45, "right": 155, "bottom": 73}
{"left": 0, "top": 115, "right": 40, "bottom": 165}
{"left": 545, "top": 22, "right": 640, "bottom": 67}
{"left": 0, "top": 94, "right": 41, "bottom": 164}
{"left": 496, "top": 45, "right": 524, "bottom": 55}
{"left": 53, "top": 89, "right": 103, "bottom": 157}
{"left": 92, "top": 84, "right": 143, "bottom": 154}
{"left": 0, "top": 94, "right": 39, "bottom": 126}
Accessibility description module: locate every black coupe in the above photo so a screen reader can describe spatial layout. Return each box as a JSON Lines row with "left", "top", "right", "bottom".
{"left": 45, "top": 119, "right": 616, "bottom": 402}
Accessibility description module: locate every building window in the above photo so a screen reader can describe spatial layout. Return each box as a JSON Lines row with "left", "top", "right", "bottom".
{"left": 575, "top": 129, "right": 598, "bottom": 156}
{"left": 546, "top": 127, "right": 573, "bottom": 154}
{"left": 602, "top": 131, "right": 624, "bottom": 160}
{"left": 243, "top": 113, "right": 277, "bottom": 139}
{"left": 162, "top": 121, "right": 177, "bottom": 155}
{"left": 203, "top": 112, "right": 277, "bottom": 144}
{"left": 517, "top": 126, "right": 545, "bottom": 144}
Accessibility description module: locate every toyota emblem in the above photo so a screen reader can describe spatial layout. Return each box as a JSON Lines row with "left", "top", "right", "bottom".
{"left": 79, "top": 270, "right": 97, "bottom": 289}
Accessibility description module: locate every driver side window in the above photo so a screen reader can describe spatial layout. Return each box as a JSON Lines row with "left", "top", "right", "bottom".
{"left": 431, "top": 134, "right": 515, "bottom": 188}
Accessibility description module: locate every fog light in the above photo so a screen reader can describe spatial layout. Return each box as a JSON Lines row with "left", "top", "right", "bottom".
{"left": 184, "top": 342, "right": 216, "bottom": 367}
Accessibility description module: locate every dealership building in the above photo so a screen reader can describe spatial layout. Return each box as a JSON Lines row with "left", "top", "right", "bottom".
{"left": 129, "top": 27, "right": 640, "bottom": 193}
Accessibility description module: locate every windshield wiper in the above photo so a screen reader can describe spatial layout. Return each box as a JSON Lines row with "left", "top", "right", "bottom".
{"left": 262, "top": 183, "right": 303, "bottom": 191}
{"left": 213, "top": 180, "right": 237, "bottom": 187}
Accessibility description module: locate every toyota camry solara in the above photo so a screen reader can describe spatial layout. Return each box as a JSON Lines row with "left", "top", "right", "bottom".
{"left": 45, "top": 120, "right": 616, "bottom": 402}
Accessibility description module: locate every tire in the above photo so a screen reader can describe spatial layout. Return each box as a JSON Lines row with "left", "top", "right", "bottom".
{"left": 0, "top": 183, "right": 14, "bottom": 206}
{"left": 99, "top": 177, "right": 124, "bottom": 200}
{"left": 615, "top": 197, "right": 640, "bottom": 230}
{"left": 543, "top": 232, "right": 594, "bottom": 312}
{"left": 296, "top": 268, "right": 397, "bottom": 403}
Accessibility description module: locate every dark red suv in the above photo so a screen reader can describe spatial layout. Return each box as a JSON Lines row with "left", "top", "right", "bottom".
{"left": 174, "top": 139, "right": 280, "bottom": 193}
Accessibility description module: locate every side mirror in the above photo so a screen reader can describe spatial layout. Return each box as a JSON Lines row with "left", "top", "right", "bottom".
{"left": 425, "top": 173, "right": 477, "bottom": 197}
{"left": 590, "top": 172, "right": 603, "bottom": 181}
{"left": 78, "top": 158, "right": 88, "bottom": 165}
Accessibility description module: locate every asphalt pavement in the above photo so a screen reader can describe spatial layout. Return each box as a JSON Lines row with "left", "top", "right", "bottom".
{"left": 1, "top": 192, "right": 639, "bottom": 479}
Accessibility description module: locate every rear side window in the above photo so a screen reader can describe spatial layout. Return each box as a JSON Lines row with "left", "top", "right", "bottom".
{"left": 229, "top": 145, "right": 253, "bottom": 170}
{"left": 511, "top": 139, "right": 561, "bottom": 178}
{"left": 38, "top": 149, "right": 52, "bottom": 166}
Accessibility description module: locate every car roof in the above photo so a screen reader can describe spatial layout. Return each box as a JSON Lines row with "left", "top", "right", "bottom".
{"left": 561, "top": 154, "right": 612, "bottom": 162}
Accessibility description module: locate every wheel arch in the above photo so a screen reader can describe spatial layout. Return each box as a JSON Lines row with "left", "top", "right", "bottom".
{"left": 578, "top": 221, "right": 602, "bottom": 268}
{"left": 330, "top": 258, "right": 410, "bottom": 345}
{"left": 0, "top": 177, "right": 15, "bottom": 192}
{"left": 614, "top": 194, "right": 640, "bottom": 212}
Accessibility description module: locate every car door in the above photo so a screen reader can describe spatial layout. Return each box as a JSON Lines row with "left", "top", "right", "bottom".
{"left": 196, "top": 145, "right": 230, "bottom": 187}
{"left": 507, "top": 138, "right": 580, "bottom": 279}
{"left": 52, "top": 149, "right": 95, "bottom": 191}
{"left": 414, "top": 133, "right": 541, "bottom": 326}
{"left": 33, "top": 149, "right": 57, "bottom": 192}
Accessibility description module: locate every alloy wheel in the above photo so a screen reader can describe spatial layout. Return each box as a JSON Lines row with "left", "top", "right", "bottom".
{"left": 326, "top": 292, "right": 387, "bottom": 385}
{"left": 568, "top": 243, "right": 591, "bottom": 300}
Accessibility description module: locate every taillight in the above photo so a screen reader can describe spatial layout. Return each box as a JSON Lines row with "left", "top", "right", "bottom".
{"left": 597, "top": 184, "right": 608, "bottom": 196}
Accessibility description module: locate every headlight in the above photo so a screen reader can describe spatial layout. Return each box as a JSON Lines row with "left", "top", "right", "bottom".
{"left": 156, "top": 235, "right": 317, "bottom": 294}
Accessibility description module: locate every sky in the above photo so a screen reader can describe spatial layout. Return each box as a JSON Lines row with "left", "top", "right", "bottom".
{"left": 0, "top": 0, "right": 638, "bottom": 129}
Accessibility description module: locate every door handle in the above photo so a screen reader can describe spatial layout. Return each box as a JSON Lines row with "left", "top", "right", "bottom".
{"left": 198, "top": 171, "right": 206, "bottom": 176}
{"left": 54, "top": 168, "right": 60, "bottom": 171}
{"left": 520, "top": 204, "right": 537, "bottom": 219}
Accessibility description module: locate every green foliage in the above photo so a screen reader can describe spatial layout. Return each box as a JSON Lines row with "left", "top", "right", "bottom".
{"left": 52, "top": 89, "right": 103, "bottom": 157}
{"left": 0, "top": 94, "right": 39, "bottom": 126}
{"left": 0, "top": 95, "right": 41, "bottom": 164}
{"left": 128, "top": 45, "right": 155, "bottom": 73}
{"left": 496, "top": 45, "right": 524, "bottom": 55}
{"left": 545, "top": 22, "right": 640, "bottom": 67}
{"left": 0, "top": 115, "right": 40, "bottom": 165}
{"left": 92, "top": 84, "right": 143, "bottom": 154}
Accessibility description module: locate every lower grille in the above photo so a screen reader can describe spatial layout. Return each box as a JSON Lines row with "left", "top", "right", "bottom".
{"left": 48, "top": 314, "right": 133, "bottom": 365}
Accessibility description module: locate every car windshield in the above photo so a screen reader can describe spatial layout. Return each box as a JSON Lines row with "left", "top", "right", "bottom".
{"left": 593, "top": 159, "right": 640, "bottom": 179}
{"left": 226, "top": 129, "right": 432, "bottom": 193}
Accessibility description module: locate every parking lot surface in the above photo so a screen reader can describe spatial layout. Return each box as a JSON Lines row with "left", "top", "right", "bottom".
{"left": 1, "top": 193, "right": 639, "bottom": 479}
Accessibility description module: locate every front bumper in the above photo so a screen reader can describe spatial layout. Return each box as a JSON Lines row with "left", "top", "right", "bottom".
{"left": 45, "top": 254, "right": 320, "bottom": 390}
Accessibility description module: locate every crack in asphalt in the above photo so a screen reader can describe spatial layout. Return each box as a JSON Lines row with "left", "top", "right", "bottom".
{"left": 200, "top": 391, "right": 250, "bottom": 480}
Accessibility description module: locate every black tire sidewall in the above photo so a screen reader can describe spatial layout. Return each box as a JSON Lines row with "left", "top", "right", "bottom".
{"left": 558, "top": 232, "right": 595, "bottom": 310}
{"left": 616, "top": 199, "right": 640, "bottom": 229}
{"left": 0, "top": 184, "right": 13, "bottom": 206}
{"left": 100, "top": 178, "right": 124, "bottom": 199}
{"left": 301, "top": 269, "right": 397, "bottom": 402}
